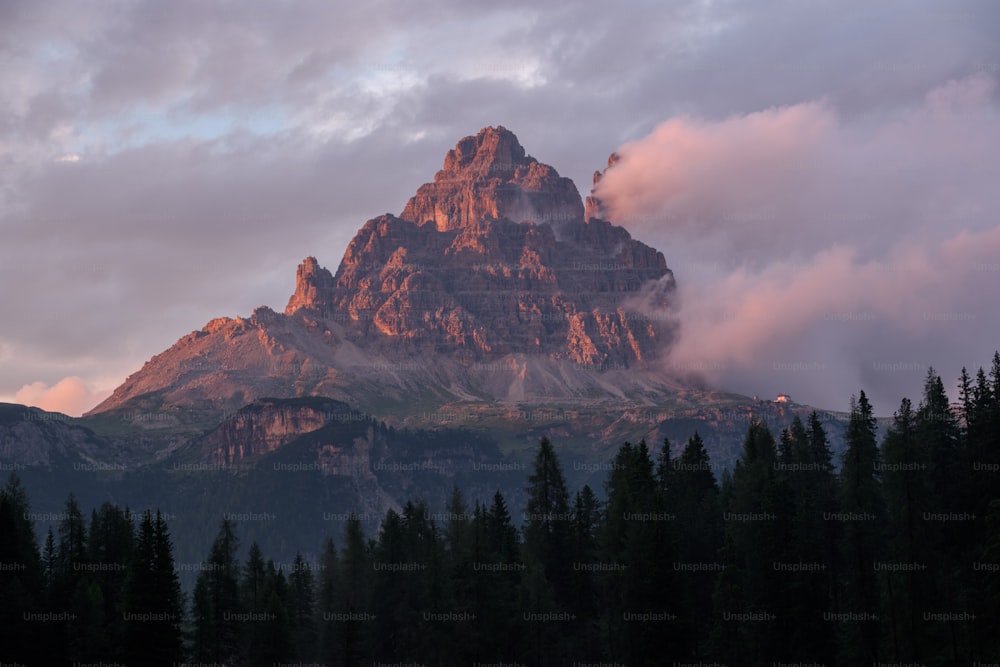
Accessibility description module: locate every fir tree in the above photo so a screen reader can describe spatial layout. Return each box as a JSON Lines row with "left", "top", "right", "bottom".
{"left": 604, "top": 439, "right": 675, "bottom": 665}
{"left": 0, "top": 474, "right": 44, "bottom": 662}
{"left": 839, "top": 391, "right": 884, "bottom": 664}
{"left": 671, "top": 432, "right": 722, "bottom": 660}
{"left": 568, "top": 484, "right": 603, "bottom": 659}
{"left": 523, "top": 437, "right": 573, "bottom": 611}
{"left": 315, "top": 537, "right": 340, "bottom": 666}
{"left": 287, "top": 552, "right": 318, "bottom": 660}
{"left": 336, "top": 513, "right": 371, "bottom": 666}
{"left": 252, "top": 563, "right": 290, "bottom": 666}
{"left": 724, "top": 419, "right": 788, "bottom": 662}
{"left": 241, "top": 541, "right": 268, "bottom": 660}
{"left": 123, "top": 510, "right": 183, "bottom": 666}
{"left": 88, "top": 502, "right": 134, "bottom": 659}
{"left": 191, "top": 519, "right": 242, "bottom": 665}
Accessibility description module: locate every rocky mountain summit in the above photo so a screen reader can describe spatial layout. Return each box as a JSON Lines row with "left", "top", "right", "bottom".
{"left": 89, "top": 126, "right": 680, "bottom": 423}
{"left": 286, "top": 126, "right": 673, "bottom": 364}
{"left": 400, "top": 125, "right": 585, "bottom": 232}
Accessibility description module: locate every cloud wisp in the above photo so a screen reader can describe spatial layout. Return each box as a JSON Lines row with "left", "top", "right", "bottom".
{"left": 598, "top": 75, "right": 1000, "bottom": 412}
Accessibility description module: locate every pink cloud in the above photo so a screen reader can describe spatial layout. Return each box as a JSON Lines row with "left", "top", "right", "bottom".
{"left": 14, "top": 376, "right": 111, "bottom": 417}
{"left": 598, "top": 75, "right": 1000, "bottom": 410}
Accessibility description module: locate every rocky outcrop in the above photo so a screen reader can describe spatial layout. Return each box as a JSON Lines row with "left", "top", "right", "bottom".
{"left": 200, "top": 397, "right": 357, "bottom": 465}
{"left": 285, "top": 257, "right": 336, "bottom": 314}
{"left": 584, "top": 151, "right": 620, "bottom": 221}
{"left": 400, "top": 126, "right": 585, "bottom": 231}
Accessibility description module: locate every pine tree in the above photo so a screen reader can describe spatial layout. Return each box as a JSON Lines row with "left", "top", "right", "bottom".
{"left": 918, "top": 369, "right": 961, "bottom": 516}
{"left": 252, "top": 562, "right": 290, "bottom": 666}
{"left": 603, "top": 439, "right": 675, "bottom": 665}
{"left": 123, "top": 510, "right": 183, "bottom": 666}
{"left": 838, "top": 391, "right": 884, "bottom": 664}
{"left": 481, "top": 491, "right": 522, "bottom": 661}
{"left": 917, "top": 368, "right": 970, "bottom": 664}
{"left": 153, "top": 512, "right": 184, "bottom": 659}
{"left": 407, "top": 502, "right": 447, "bottom": 664}
{"left": 191, "top": 569, "right": 214, "bottom": 662}
{"left": 122, "top": 509, "right": 155, "bottom": 663}
{"left": 723, "top": 419, "right": 788, "bottom": 662}
{"left": 967, "top": 355, "right": 1000, "bottom": 660}
{"left": 466, "top": 501, "right": 492, "bottom": 663}
{"left": 315, "top": 537, "right": 340, "bottom": 666}
{"left": 42, "top": 526, "right": 57, "bottom": 591}
{"left": 523, "top": 437, "right": 573, "bottom": 611}
{"left": 88, "top": 502, "right": 134, "bottom": 659}
{"left": 518, "top": 558, "right": 560, "bottom": 666}
{"left": 242, "top": 541, "right": 268, "bottom": 660}
{"left": 0, "top": 474, "right": 44, "bottom": 662}
{"left": 336, "top": 513, "right": 371, "bottom": 666}
{"left": 242, "top": 542, "right": 267, "bottom": 613}
{"left": 70, "top": 575, "right": 107, "bottom": 660}
{"left": 568, "top": 484, "right": 603, "bottom": 660}
{"left": 288, "top": 552, "right": 318, "bottom": 660}
{"left": 55, "top": 494, "right": 89, "bottom": 598}
{"left": 258, "top": 587, "right": 291, "bottom": 665}
{"left": 55, "top": 493, "right": 103, "bottom": 662}
{"left": 778, "top": 416, "right": 837, "bottom": 663}
{"left": 371, "top": 507, "right": 406, "bottom": 662}
{"left": 959, "top": 366, "right": 974, "bottom": 435}
{"left": 879, "top": 397, "right": 929, "bottom": 662}
{"left": 656, "top": 436, "right": 675, "bottom": 499}
{"left": 441, "top": 485, "right": 474, "bottom": 662}
{"left": 671, "top": 432, "right": 722, "bottom": 660}
{"left": 486, "top": 490, "right": 519, "bottom": 563}
{"left": 191, "top": 519, "right": 242, "bottom": 665}
{"left": 443, "top": 486, "right": 471, "bottom": 560}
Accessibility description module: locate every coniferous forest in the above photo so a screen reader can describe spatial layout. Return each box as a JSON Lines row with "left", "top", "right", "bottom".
{"left": 2, "top": 362, "right": 1000, "bottom": 666}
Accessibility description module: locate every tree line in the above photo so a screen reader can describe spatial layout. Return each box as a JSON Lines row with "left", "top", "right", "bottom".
{"left": 1, "top": 358, "right": 999, "bottom": 665}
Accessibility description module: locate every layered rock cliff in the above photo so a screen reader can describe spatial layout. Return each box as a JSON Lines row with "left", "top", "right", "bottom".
{"left": 399, "top": 125, "right": 585, "bottom": 231}
{"left": 199, "top": 397, "right": 357, "bottom": 465}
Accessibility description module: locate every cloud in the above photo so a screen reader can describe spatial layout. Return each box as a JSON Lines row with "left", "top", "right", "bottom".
{"left": 13, "top": 377, "right": 110, "bottom": 417}
{"left": 598, "top": 74, "right": 1000, "bottom": 412}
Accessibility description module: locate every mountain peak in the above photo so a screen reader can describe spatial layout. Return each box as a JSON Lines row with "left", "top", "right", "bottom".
{"left": 285, "top": 256, "right": 335, "bottom": 314}
{"left": 89, "top": 127, "right": 677, "bottom": 419}
{"left": 439, "top": 125, "right": 528, "bottom": 180}
{"left": 281, "top": 128, "right": 672, "bottom": 362}
{"left": 400, "top": 126, "right": 585, "bottom": 231}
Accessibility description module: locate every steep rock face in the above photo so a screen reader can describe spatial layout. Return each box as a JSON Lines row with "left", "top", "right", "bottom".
{"left": 196, "top": 397, "right": 513, "bottom": 483}
{"left": 285, "top": 257, "right": 336, "bottom": 314}
{"left": 400, "top": 126, "right": 585, "bottom": 231}
{"left": 286, "top": 126, "right": 675, "bottom": 365}
{"left": 200, "top": 397, "right": 355, "bottom": 465}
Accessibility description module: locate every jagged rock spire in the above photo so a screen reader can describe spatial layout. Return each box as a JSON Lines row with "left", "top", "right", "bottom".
{"left": 400, "top": 126, "right": 585, "bottom": 231}
{"left": 285, "top": 256, "right": 335, "bottom": 314}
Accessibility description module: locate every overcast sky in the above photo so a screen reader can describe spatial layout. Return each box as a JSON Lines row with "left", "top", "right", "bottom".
{"left": 2, "top": 0, "right": 998, "bottom": 416}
